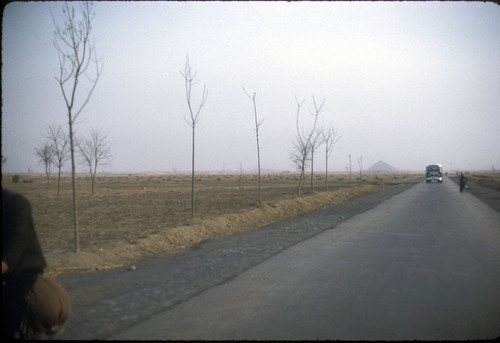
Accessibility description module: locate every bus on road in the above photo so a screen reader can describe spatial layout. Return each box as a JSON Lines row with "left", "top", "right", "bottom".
{"left": 426, "top": 164, "right": 443, "bottom": 183}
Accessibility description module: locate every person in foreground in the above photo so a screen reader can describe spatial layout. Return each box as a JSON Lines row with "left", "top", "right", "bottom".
{"left": 2, "top": 187, "right": 70, "bottom": 339}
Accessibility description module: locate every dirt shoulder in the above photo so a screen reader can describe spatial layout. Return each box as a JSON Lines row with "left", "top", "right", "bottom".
{"left": 448, "top": 174, "right": 500, "bottom": 213}
{"left": 43, "top": 181, "right": 414, "bottom": 276}
{"left": 36, "top": 172, "right": 500, "bottom": 276}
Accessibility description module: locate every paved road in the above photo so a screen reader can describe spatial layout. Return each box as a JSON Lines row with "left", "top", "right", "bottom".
{"left": 56, "top": 177, "right": 500, "bottom": 340}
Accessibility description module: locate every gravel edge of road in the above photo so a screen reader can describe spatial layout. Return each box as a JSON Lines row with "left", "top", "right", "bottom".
{"left": 448, "top": 175, "right": 500, "bottom": 213}
{"left": 56, "top": 178, "right": 425, "bottom": 340}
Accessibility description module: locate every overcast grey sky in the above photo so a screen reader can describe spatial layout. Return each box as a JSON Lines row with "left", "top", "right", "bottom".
{"left": 2, "top": 1, "right": 500, "bottom": 174}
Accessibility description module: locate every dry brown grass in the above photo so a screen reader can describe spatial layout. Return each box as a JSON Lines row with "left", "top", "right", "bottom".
{"left": 3, "top": 172, "right": 421, "bottom": 275}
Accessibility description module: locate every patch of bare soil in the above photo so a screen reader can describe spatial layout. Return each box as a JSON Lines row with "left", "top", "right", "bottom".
{"left": 3, "top": 173, "right": 420, "bottom": 275}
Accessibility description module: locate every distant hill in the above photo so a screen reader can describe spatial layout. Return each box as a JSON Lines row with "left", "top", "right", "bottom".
{"left": 368, "top": 160, "right": 398, "bottom": 172}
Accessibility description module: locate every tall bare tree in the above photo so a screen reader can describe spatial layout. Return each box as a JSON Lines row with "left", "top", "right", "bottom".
{"left": 321, "top": 127, "right": 341, "bottom": 190}
{"left": 77, "top": 128, "right": 112, "bottom": 194}
{"left": 35, "top": 143, "right": 54, "bottom": 184}
{"left": 289, "top": 96, "right": 323, "bottom": 196}
{"left": 290, "top": 97, "right": 307, "bottom": 196}
{"left": 53, "top": 1, "right": 102, "bottom": 252}
{"left": 47, "top": 124, "right": 70, "bottom": 195}
{"left": 242, "top": 85, "right": 264, "bottom": 203}
{"left": 181, "top": 55, "right": 208, "bottom": 219}
{"left": 357, "top": 155, "right": 364, "bottom": 179}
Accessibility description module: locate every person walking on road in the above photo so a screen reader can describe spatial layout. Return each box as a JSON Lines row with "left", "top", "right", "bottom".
{"left": 459, "top": 173, "right": 468, "bottom": 193}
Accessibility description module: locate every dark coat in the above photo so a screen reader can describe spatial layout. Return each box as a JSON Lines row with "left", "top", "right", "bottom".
{"left": 459, "top": 174, "right": 467, "bottom": 184}
{"left": 2, "top": 188, "right": 46, "bottom": 274}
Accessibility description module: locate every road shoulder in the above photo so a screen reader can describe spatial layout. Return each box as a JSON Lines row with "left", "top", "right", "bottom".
{"left": 449, "top": 176, "right": 500, "bottom": 213}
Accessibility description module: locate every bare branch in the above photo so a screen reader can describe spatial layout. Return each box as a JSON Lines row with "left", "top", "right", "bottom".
{"left": 321, "top": 127, "right": 342, "bottom": 156}
{"left": 53, "top": 1, "right": 102, "bottom": 123}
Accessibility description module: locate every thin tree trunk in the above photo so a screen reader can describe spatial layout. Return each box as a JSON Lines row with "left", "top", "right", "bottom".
{"left": 310, "top": 152, "right": 314, "bottom": 192}
{"left": 191, "top": 125, "right": 195, "bottom": 219}
{"left": 57, "top": 168, "right": 62, "bottom": 196}
{"left": 92, "top": 162, "right": 98, "bottom": 194}
{"left": 298, "top": 164, "right": 305, "bottom": 197}
{"left": 325, "top": 151, "right": 329, "bottom": 191}
{"left": 243, "top": 87, "right": 262, "bottom": 204}
{"left": 69, "top": 119, "right": 79, "bottom": 252}
{"left": 256, "top": 125, "right": 261, "bottom": 203}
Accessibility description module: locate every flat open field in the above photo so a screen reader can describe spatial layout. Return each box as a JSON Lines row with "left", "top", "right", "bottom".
{"left": 2, "top": 171, "right": 471, "bottom": 274}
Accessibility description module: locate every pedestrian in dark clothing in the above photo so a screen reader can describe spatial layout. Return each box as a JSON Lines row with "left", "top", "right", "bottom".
{"left": 459, "top": 173, "right": 467, "bottom": 193}
{"left": 2, "top": 188, "right": 47, "bottom": 339}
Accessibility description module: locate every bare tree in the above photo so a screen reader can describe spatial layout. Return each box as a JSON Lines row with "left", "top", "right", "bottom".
{"left": 357, "top": 155, "right": 364, "bottom": 179}
{"left": 289, "top": 96, "right": 323, "bottom": 196}
{"left": 289, "top": 97, "right": 307, "bottom": 196}
{"left": 181, "top": 55, "right": 208, "bottom": 219}
{"left": 242, "top": 85, "right": 264, "bottom": 203}
{"left": 290, "top": 137, "right": 308, "bottom": 196}
{"left": 321, "top": 127, "right": 341, "bottom": 190}
{"left": 348, "top": 153, "right": 352, "bottom": 184}
{"left": 35, "top": 143, "right": 54, "bottom": 184}
{"left": 47, "top": 125, "right": 70, "bottom": 195}
{"left": 53, "top": 1, "right": 102, "bottom": 252}
{"left": 309, "top": 128, "right": 323, "bottom": 192}
{"left": 77, "top": 128, "right": 112, "bottom": 194}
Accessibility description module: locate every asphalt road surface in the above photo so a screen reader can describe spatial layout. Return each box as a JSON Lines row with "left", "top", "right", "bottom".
{"left": 56, "top": 177, "right": 500, "bottom": 340}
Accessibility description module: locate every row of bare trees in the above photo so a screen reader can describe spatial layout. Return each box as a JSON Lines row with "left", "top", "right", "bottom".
{"left": 181, "top": 66, "right": 343, "bottom": 220}
{"left": 180, "top": 56, "right": 268, "bottom": 221}
{"left": 46, "top": 2, "right": 343, "bottom": 252}
{"left": 35, "top": 126, "right": 112, "bottom": 195}
{"left": 180, "top": 61, "right": 343, "bottom": 219}
{"left": 35, "top": 125, "right": 68, "bottom": 194}
{"left": 345, "top": 153, "right": 365, "bottom": 183}
{"left": 289, "top": 96, "right": 341, "bottom": 196}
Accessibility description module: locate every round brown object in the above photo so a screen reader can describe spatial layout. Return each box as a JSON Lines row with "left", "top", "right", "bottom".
{"left": 25, "top": 275, "right": 71, "bottom": 336}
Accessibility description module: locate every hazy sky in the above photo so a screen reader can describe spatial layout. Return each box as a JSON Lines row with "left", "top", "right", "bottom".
{"left": 2, "top": 1, "right": 500, "bottom": 174}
